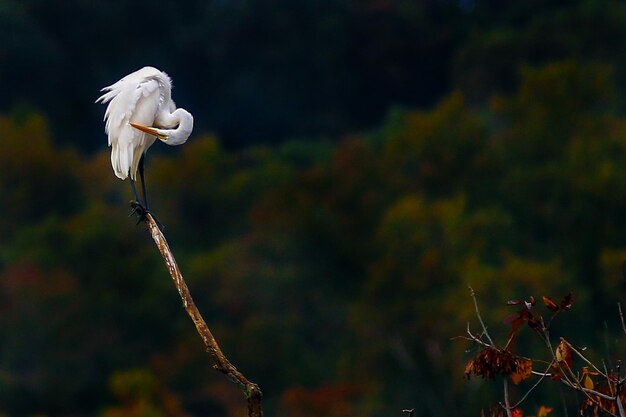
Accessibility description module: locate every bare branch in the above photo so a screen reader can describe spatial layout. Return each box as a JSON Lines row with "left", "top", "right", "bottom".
{"left": 559, "top": 378, "right": 616, "bottom": 401}
{"left": 619, "top": 303, "right": 626, "bottom": 337}
{"left": 142, "top": 211, "right": 263, "bottom": 417}
{"left": 617, "top": 394, "right": 626, "bottom": 417}
{"left": 511, "top": 360, "right": 555, "bottom": 409}
{"left": 469, "top": 286, "right": 495, "bottom": 346}
{"left": 560, "top": 338, "right": 607, "bottom": 379}
{"left": 454, "top": 322, "right": 492, "bottom": 348}
{"left": 502, "top": 378, "right": 513, "bottom": 417}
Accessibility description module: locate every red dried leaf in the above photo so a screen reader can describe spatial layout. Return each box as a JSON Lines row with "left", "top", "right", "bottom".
{"left": 465, "top": 347, "right": 533, "bottom": 384}
{"left": 549, "top": 363, "right": 564, "bottom": 381}
{"left": 505, "top": 297, "right": 545, "bottom": 335}
{"left": 509, "top": 316, "right": 526, "bottom": 335}
{"left": 511, "top": 409, "right": 524, "bottom": 417}
{"left": 504, "top": 313, "right": 519, "bottom": 325}
{"left": 542, "top": 295, "right": 559, "bottom": 312}
{"left": 527, "top": 316, "right": 544, "bottom": 332}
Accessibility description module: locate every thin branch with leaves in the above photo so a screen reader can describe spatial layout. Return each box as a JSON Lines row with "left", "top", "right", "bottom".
{"left": 462, "top": 288, "right": 626, "bottom": 417}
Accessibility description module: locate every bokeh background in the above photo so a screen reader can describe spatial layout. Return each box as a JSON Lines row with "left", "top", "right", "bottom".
{"left": 3, "top": 0, "right": 626, "bottom": 416}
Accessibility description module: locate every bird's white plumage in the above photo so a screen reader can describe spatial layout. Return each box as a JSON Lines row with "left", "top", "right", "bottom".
{"left": 96, "top": 66, "right": 191, "bottom": 180}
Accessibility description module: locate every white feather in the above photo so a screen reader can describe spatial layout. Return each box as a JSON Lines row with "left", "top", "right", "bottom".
{"left": 96, "top": 66, "right": 185, "bottom": 180}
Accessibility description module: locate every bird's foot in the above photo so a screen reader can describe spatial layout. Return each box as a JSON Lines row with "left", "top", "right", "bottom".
{"left": 129, "top": 201, "right": 164, "bottom": 230}
{"left": 129, "top": 200, "right": 149, "bottom": 224}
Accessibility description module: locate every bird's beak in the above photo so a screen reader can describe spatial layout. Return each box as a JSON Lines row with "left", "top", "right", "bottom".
{"left": 130, "top": 123, "right": 168, "bottom": 141}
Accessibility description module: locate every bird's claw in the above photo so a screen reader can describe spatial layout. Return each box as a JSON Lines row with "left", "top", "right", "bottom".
{"left": 129, "top": 201, "right": 164, "bottom": 230}
{"left": 129, "top": 200, "right": 149, "bottom": 224}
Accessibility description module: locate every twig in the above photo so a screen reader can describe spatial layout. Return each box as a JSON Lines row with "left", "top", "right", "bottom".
{"left": 142, "top": 211, "right": 263, "bottom": 417}
{"left": 558, "top": 379, "right": 616, "bottom": 401}
{"left": 619, "top": 303, "right": 626, "bottom": 337}
{"left": 541, "top": 334, "right": 615, "bottom": 414}
{"left": 453, "top": 322, "right": 491, "bottom": 348}
{"left": 560, "top": 338, "right": 606, "bottom": 379}
{"left": 510, "top": 360, "right": 555, "bottom": 409}
{"left": 617, "top": 394, "right": 626, "bottom": 417}
{"left": 560, "top": 377, "right": 621, "bottom": 417}
{"left": 502, "top": 378, "right": 513, "bottom": 417}
{"left": 603, "top": 360, "right": 615, "bottom": 398}
{"left": 469, "top": 286, "right": 495, "bottom": 346}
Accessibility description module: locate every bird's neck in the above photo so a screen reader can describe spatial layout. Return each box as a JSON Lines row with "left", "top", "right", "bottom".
{"left": 157, "top": 108, "right": 194, "bottom": 145}
{"left": 175, "top": 109, "right": 193, "bottom": 130}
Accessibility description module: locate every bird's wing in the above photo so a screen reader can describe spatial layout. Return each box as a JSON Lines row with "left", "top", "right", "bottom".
{"left": 96, "top": 76, "right": 160, "bottom": 142}
{"left": 97, "top": 68, "right": 169, "bottom": 179}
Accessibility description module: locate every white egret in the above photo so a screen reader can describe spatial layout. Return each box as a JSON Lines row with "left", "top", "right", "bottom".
{"left": 96, "top": 66, "right": 194, "bottom": 214}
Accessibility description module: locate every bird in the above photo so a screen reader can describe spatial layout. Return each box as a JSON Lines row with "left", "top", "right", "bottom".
{"left": 96, "top": 66, "right": 194, "bottom": 216}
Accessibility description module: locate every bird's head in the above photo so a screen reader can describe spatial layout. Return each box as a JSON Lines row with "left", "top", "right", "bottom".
{"left": 129, "top": 110, "right": 193, "bottom": 146}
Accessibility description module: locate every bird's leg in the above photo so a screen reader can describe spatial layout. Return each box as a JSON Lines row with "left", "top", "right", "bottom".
{"left": 129, "top": 178, "right": 148, "bottom": 222}
{"left": 139, "top": 153, "right": 149, "bottom": 211}
{"left": 130, "top": 178, "right": 140, "bottom": 204}
{"left": 134, "top": 154, "right": 164, "bottom": 230}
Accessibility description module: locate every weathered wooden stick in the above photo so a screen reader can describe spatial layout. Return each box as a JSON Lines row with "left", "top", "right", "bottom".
{"left": 142, "top": 211, "right": 263, "bottom": 417}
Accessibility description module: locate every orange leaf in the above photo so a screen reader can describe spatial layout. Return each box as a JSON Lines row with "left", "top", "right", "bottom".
{"left": 542, "top": 295, "right": 559, "bottom": 312}
{"left": 510, "top": 358, "right": 533, "bottom": 385}
{"left": 581, "top": 366, "right": 600, "bottom": 376}
{"left": 537, "top": 405, "right": 553, "bottom": 417}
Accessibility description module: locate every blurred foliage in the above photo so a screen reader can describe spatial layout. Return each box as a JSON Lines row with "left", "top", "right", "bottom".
{"left": 3, "top": 1, "right": 626, "bottom": 417}
{"left": 3, "top": 55, "right": 626, "bottom": 416}
{"left": 6, "top": 0, "right": 626, "bottom": 149}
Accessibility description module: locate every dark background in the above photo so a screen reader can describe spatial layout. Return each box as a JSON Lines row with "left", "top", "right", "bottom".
{"left": 9, "top": 0, "right": 625, "bottom": 150}
{"left": 3, "top": 0, "right": 626, "bottom": 416}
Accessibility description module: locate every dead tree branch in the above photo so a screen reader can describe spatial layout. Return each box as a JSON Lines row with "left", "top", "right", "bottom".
{"left": 142, "top": 211, "right": 263, "bottom": 417}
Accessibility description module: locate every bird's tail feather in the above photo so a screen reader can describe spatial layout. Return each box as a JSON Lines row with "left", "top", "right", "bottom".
{"left": 110, "top": 142, "right": 133, "bottom": 180}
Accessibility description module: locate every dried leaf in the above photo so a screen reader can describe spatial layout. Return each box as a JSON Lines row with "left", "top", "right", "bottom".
{"left": 555, "top": 340, "right": 573, "bottom": 368}
{"left": 464, "top": 359, "right": 475, "bottom": 378}
{"left": 466, "top": 347, "right": 533, "bottom": 384}
{"left": 549, "top": 363, "right": 564, "bottom": 381}
{"left": 511, "top": 409, "right": 524, "bottom": 417}
{"left": 504, "top": 314, "right": 526, "bottom": 335}
{"left": 580, "top": 379, "right": 625, "bottom": 416}
{"left": 527, "top": 316, "right": 544, "bottom": 332}
{"left": 537, "top": 405, "right": 553, "bottom": 417}
{"left": 507, "top": 297, "right": 535, "bottom": 308}
{"left": 581, "top": 366, "right": 600, "bottom": 376}
{"left": 580, "top": 366, "right": 599, "bottom": 390}
{"left": 510, "top": 357, "right": 533, "bottom": 385}
{"left": 542, "top": 295, "right": 559, "bottom": 312}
